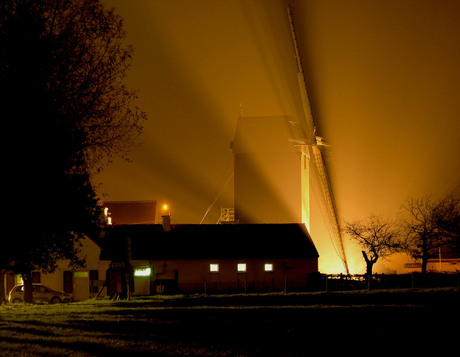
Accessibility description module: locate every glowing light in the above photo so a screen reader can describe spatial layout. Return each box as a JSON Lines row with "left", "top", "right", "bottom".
{"left": 210, "top": 264, "right": 219, "bottom": 272}
{"left": 104, "top": 207, "right": 112, "bottom": 225}
{"left": 237, "top": 263, "right": 247, "bottom": 272}
{"left": 134, "top": 267, "right": 151, "bottom": 277}
{"left": 162, "top": 204, "right": 168, "bottom": 211}
{"left": 74, "top": 272, "right": 88, "bottom": 278}
{"left": 264, "top": 263, "right": 273, "bottom": 272}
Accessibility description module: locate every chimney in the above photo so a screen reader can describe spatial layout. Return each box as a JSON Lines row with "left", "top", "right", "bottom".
{"left": 162, "top": 214, "right": 171, "bottom": 232}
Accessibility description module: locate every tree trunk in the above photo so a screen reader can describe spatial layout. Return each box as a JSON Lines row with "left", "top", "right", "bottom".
{"left": 23, "top": 274, "right": 33, "bottom": 304}
{"left": 419, "top": 256, "right": 429, "bottom": 287}
{"left": 421, "top": 256, "right": 428, "bottom": 275}
{"left": 0, "top": 271, "right": 5, "bottom": 304}
{"left": 420, "top": 236, "right": 429, "bottom": 276}
{"left": 366, "top": 261, "right": 374, "bottom": 289}
{"left": 362, "top": 251, "right": 375, "bottom": 288}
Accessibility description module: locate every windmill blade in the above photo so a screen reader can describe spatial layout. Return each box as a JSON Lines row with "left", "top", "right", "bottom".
{"left": 287, "top": 5, "right": 349, "bottom": 273}
{"left": 286, "top": 6, "right": 315, "bottom": 143}
{"left": 311, "top": 144, "right": 349, "bottom": 274}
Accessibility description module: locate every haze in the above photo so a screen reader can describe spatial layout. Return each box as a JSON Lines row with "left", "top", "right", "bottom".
{"left": 98, "top": 0, "right": 460, "bottom": 272}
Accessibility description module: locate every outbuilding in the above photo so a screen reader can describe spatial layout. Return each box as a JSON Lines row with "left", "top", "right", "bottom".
{"left": 99, "top": 221, "right": 319, "bottom": 295}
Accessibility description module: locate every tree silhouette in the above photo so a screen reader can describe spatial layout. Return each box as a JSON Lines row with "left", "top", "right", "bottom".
{"left": 344, "top": 215, "right": 401, "bottom": 284}
{"left": 1, "top": 0, "right": 145, "bottom": 302}
{"left": 401, "top": 195, "right": 460, "bottom": 275}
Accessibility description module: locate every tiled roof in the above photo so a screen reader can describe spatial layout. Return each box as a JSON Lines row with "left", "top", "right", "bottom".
{"left": 100, "top": 223, "right": 318, "bottom": 261}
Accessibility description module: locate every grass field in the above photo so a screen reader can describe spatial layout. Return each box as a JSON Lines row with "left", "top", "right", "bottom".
{"left": 1, "top": 288, "right": 459, "bottom": 356}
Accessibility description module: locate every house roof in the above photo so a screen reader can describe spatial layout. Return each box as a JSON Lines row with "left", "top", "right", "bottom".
{"left": 100, "top": 223, "right": 319, "bottom": 261}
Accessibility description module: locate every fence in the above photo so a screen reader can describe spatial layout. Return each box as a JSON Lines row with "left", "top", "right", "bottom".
{"left": 172, "top": 272, "right": 460, "bottom": 295}
{"left": 318, "top": 272, "right": 460, "bottom": 292}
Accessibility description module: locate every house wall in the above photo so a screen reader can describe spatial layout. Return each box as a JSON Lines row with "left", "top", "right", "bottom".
{"left": 426, "top": 258, "right": 460, "bottom": 272}
{"left": 375, "top": 252, "right": 460, "bottom": 274}
{"left": 147, "top": 257, "right": 318, "bottom": 293}
{"left": 10, "top": 237, "right": 110, "bottom": 302}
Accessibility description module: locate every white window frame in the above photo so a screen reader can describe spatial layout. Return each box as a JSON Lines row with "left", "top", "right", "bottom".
{"left": 237, "top": 263, "right": 247, "bottom": 273}
{"left": 264, "top": 263, "right": 274, "bottom": 272}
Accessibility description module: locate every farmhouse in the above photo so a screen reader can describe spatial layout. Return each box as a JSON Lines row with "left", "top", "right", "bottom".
{"left": 2, "top": 201, "right": 158, "bottom": 302}
{"left": 3, "top": 236, "right": 110, "bottom": 302}
{"left": 99, "top": 219, "right": 319, "bottom": 295}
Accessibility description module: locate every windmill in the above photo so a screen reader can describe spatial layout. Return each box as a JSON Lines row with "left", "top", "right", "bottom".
{"left": 286, "top": 6, "right": 349, "bottom": 274}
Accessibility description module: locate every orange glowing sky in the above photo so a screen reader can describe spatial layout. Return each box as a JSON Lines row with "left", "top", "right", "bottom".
{"left": 98, "top": 0, "right": 460, "bottom": 273}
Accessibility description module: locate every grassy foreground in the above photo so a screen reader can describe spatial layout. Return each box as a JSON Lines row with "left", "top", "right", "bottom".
{"left": 0, "top": 288, "right": 459, "bottom": 356}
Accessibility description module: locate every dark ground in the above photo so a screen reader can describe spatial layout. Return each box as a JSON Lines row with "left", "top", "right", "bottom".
{"left": 1, "top": 288, "right": 459, "bottom": 356}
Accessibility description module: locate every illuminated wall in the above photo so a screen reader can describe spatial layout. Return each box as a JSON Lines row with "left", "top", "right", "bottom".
{"left": 232, "top": 116, "right": 310, "bottom": 227}
{"left": 103, "top": 200, "right": 157, "bottom": 225}
{"left": 149, "top": 258, "right": 318, "bottom": 293}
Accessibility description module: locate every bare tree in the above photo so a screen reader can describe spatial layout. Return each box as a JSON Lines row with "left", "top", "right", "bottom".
{"left": 401, "top": 195, "right": 460, "bottom": 275}
{"left": 433, "top": 195, "right": 460, "bottom": 255}
{"left": 344, "top": 215, "right": 401, "bottom": 283}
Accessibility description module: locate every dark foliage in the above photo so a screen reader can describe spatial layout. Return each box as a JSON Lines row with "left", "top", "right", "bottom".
{"left": 0, "top": 0, "right": 145, "bottom": 294}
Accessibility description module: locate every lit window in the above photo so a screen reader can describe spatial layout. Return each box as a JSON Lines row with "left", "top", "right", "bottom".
{"left": 264, "top": 263, "right": 273, "bottom": 272}
{"left": 104, "top": 207, "right": 112, "bottom": 225}
{"left": 134, "top": 267, "right": 151, "bottom": 277}
{"left": 74, "top": 271, "right": 89, "bottom": 278}
{"left": 237, "top": 263, "right": 247, "bottom": 272}
{"left": 210, "top": 264, "right": 219, "bottom": 272}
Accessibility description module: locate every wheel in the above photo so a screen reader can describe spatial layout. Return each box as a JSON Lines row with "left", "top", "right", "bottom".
{"left": 50, "top": 296, "right": 61, "bottom": 304}
{"left": 12, "top": 298, "right": 22, "bottom": 304}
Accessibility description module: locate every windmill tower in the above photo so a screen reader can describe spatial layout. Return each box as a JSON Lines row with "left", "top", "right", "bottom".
{"left": 230, "top": 115, "right": 311, "bottom": 230}
{"left": 226, "top": 6, "right": 349, "bottom": 275}
{"left": 220, "top": 6, "right": 349, "bottom": 274}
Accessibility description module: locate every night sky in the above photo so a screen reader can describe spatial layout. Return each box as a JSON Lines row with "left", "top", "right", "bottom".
{"left": 98, "top": 0, "right": 460, "bottom": 273}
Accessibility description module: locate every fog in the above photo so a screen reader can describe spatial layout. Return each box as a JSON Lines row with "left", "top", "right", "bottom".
{"left": 98, "top": 0, "right": 460, "bottom": 273}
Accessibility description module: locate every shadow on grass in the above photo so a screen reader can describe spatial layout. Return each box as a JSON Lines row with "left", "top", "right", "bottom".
{"left": 1, "top": 289, "right": 459, "bottom": 356}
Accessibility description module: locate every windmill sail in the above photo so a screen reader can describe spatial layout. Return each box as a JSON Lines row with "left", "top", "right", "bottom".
{"left": 286, "top": 6, "right": 349, "bottom": 274}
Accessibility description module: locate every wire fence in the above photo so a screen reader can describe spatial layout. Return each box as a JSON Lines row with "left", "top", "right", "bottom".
{"left": 172, "top": 272, "right": 460, "bottom": 295}
{"left": 301, "top": 272, "right": 460, "bottom": 292}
